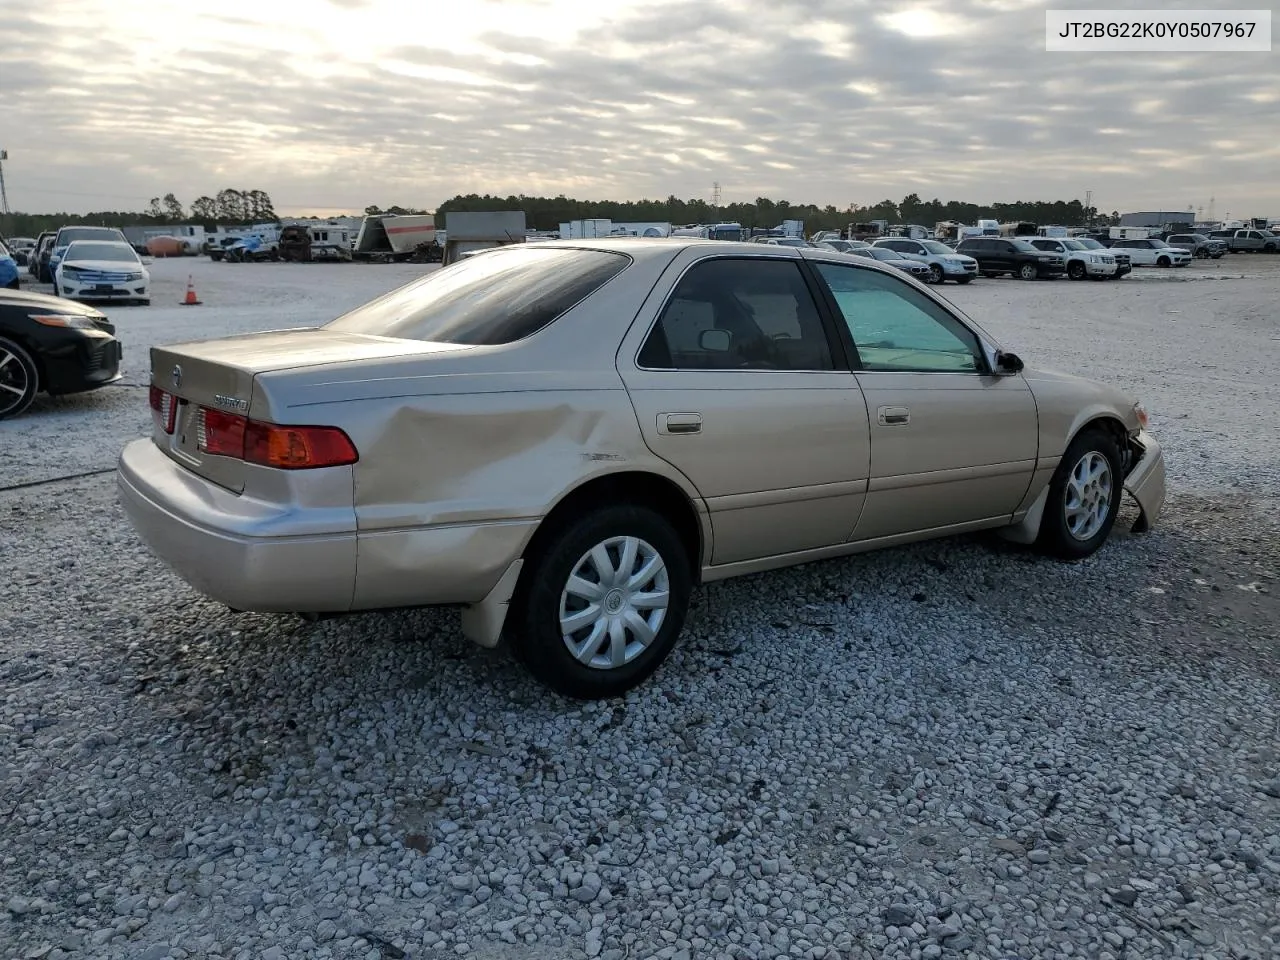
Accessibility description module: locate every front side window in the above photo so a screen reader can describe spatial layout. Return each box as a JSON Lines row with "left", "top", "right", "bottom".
{"left": 637, "top": 258, "right": 835, "bottom": 371}
{"left": 326, "top": 246, "right": 629, "bottom": 345}
{"left": 814, "top": 262, "right": 984, "bottom": 374}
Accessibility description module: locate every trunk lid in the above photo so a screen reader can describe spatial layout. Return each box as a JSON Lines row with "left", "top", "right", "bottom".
{"left": 148, "top": 328, "right": 469, "bottom": 492}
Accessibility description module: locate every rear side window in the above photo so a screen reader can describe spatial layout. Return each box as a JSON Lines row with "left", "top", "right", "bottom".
{"left": 637, "top": 258, "right": 835, "bottom": 371}
{"left": 326, "top": 246, "right": 629, "bottom": 345}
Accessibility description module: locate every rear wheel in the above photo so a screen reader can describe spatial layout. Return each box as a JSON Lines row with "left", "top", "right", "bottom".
{"left": 1018, "top": 262, "right": 1038, "bottom": 280}
{"left": 511, "top": 505, "right": 692, "bottom": 699}
{"left": 982, "top": 270, "right": 998, "bottom": 279}
{"left": 1036, "top": 427, "right": 1123, "bottom": 560}
{"left": 0, "top": 336, "right": 39, "bottom": 421}
{"left": 954, "top": 276, "right": 973, "bottom": 284}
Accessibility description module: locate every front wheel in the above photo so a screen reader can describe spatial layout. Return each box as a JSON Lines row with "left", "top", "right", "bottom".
{"left": 1067, "top": 261, "right": 1086, "bottom": 281}
{"left": 511, "top": 505, "right": 693, "bottom": 699}
{"left": 927, "top": 264, "right": 944, "bottom": 284}
{"left": 0, "top": 336, "right": 40, "bottom": 421}
{"left": 1036, "top": 428, "right": 1123, "bottom": 560}
{"left": 1157, "top": 256, "right": 1171, "bottom": 268}
{"left": 1018, "top": 262, "right": 1038, "bottom": 280}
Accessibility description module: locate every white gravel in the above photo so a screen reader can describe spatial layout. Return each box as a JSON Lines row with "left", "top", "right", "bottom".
{"left": 2, "top": 254, "right": 1278, "bottom": 960}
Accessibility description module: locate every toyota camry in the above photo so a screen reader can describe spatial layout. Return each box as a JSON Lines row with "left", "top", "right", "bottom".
{"left": 118, "top": 239, "right": 1165, "bottom": 698}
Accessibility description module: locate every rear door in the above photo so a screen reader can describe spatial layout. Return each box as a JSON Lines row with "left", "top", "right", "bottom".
{"left": 808, "top": 260, "right": 1038, "bottom": 540}
{"left": 616, "top": 251, "right": 871, "bottom": 567}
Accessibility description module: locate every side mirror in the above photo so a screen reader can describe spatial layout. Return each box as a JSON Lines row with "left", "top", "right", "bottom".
{"left": 995, "top": 351, "right": 1024, "bottom": 374}
{"left": 699, "top": 329, "right": 732, "bottom": 353}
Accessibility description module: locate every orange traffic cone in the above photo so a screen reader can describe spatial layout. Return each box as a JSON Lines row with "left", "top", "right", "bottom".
{"left": 181, "top": 276, "right": 202, "bottom": 306}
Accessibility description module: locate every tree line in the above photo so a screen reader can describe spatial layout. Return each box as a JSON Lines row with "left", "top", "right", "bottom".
{"left": 435, "top": 193, "right": 1120, "bottom": 231}
{"left": 0, "top": 188, "right": 276, "bottom": 238}
{"left": 2, "top": 189, "right": 1123, "bottom": 241}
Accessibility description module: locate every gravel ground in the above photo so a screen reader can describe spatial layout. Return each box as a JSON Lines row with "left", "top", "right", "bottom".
{"left": 2, "top": 254, "right": 1278, "bottom": 960}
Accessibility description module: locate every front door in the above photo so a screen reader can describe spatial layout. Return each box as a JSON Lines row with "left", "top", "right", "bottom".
{"left": 618, "top": 253, "right": 871, "bottom": 567}
{"left": 808, "top": 259, "right": 1039, "bottom": 541}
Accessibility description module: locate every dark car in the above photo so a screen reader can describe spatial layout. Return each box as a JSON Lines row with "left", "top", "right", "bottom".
{"left": 955, "top": 237, "right": 1065, "bottom": 280}
{"left": 0, "top": 288, "right": 123, "bottom": 420}
{"left": 851, "top": 246, "right": 933, "bottom": 279}
{"left": 0, "top": 239, "right": 19, "bottom": 290}
{"left": 29, "top": 232, "right": 56, "bottom": 281}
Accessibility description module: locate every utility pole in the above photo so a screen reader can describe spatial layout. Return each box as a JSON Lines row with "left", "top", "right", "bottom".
{"left": 1084, "top": 189, "right": 1093, "bottom": 227}
{"left": 0, "top": 149, "right": 10, "bottom": 216}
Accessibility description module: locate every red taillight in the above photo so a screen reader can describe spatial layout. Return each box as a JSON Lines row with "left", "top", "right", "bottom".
{"left": 149, "top": 386, "right": 176, "bottom": 434}
{"left": 197, "top": 407, "right": 246, "bottom": 457}
{"left": 196, "top": 407, "right": 357, "bottom": 469}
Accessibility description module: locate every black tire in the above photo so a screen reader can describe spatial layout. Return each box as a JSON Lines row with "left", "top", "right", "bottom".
{"left": 1156, "top": 256, "right": 1170, "bottom": 268}
{"left": 927, "top": 264, "right": 944, "bottom": 284}
{"left": 954, "top": 276, "right": 973, "bottom": 284}
{"left": 1018, "top": 262, "right": 1038, "bottom": 280}
{"left": 982, "top": 270, "right": 998, "bottom": 279}
{"left": 0, "top": 335, "right": 40, "bottom": 421}
{"left": 510, "top": 504, "right": 692, "bottom": 699}
{"left": 1036, "top": 427, "right": 1124, "bottom": 561}
{"left": 1067, "top": 261, "right": 1086, "bottom": 280}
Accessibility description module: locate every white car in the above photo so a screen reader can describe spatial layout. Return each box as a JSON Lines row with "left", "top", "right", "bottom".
{"left": 55, "top": 240, "right": 151, "bottom": 304}
{"left": 1109, "top": 238, "right": 1192, "bottom": 268}
{"left": 1025, "top": 237, "right": 1120, "bottom": 280}
{"left": 871, "top": 238, "right": 979, "bottom": 284}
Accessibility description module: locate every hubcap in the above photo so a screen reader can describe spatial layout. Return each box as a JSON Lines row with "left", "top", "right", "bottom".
{"left": 1064, "top": 451, "right": 1113, "bottom": 541}
{"left": 559, "top": 536, "right": 670, "bottom": 671}
{"left": 0, "top": 349, "right": 30, "bottom": 415}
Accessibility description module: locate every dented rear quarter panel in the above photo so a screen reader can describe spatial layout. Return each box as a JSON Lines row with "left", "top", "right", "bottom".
{"left": 246, "top": 242, "right": 710, "bottom": 606}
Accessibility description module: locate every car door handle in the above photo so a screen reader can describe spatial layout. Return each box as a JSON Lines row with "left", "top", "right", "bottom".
{"left": 877, "top": 405, "right": 911, "bottom": 426}
{"left": 658, "top": 412, "right": 702, "bottom": 435}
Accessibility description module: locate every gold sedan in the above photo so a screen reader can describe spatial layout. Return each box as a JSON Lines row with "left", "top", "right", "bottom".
{"left": 118, "top": 239, "right": 1165, "bottom": 698}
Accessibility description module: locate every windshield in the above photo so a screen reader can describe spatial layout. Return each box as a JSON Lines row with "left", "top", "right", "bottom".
{"left": 1075, "top": 238, "right": 1102, "bottom": 249}
{"left": 325, "top": 246, "right": 630, "bottom": 345}
{"left": 868, "top": 248, "right": 901, "bottom": 260}
{"left": 65, "top": 242, "right": 138, "bottom": 262}
{"left": 920, "top": 240, "right": 953, "bottom": 254}
{"left": 0, "top": 240, "right": 9, "bottom": 258}
{"left": 57, "top": 227, "right": 124, "bottom": 247}
{"left": 1010, "top": 239, "right": 1039, "bottom": 252}
{"left": 1148, "top": 239, "right": 1169, "bottom": 248}
{"left": 771, "top": 237, "right": 809, "bottom": 247}
{"left": 1061, "top": 240, "right": 1086, "bottom": 250}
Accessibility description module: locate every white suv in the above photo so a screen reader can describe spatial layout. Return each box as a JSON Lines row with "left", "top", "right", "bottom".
{"left": 1026, "top": 237, "right": 1119, "bottom": 280}
{"left": 871, "top": 238, "right": 979, "bottom": 284}
{"left": 1110, "top": 238, "right": 1192, "bottom": 268}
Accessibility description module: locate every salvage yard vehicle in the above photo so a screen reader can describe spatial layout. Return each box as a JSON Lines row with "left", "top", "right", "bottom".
{"left": 1073, "top": 236, "right": 1130, "bottom": 276}
{"left": 54, "top": 240, "right": 151, "bottom": 304}
{"left": 849, "top": 245, "right": 932, "bottom": 279}
{"left": 1164, "top": 233, "right": 1225, "bottom": 259}
{"left": 1025, "top": 237, "right": 1120, "bottom": 280}
{"left": 0, "top": 239, "right": 19, "bottom": 290}
{"left": 48, "top": 225, "right": 130, "bottom": 283}
{"left": 954, "top": 236, "right": 1065, "bottom": 280}
{"left": 871, "top": 237, "right": 978, "bottom": 284}
{"left": 1109, "top": 238, "right": 1192, "bottom": 267}
{"left": 0, "top": 288, "right": 123, "bottom": 420}
{"left": 118, "top": 238, "right": 1166, "bottom": 699}
{"left": 1220, "top": 228, "right": 1278, "bottom": 253}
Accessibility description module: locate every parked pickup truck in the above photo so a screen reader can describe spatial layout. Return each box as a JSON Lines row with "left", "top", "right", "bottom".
{"left": 1164, "top": 233, "right": 1226, "bottom": 259}
{"left": 1220, "top": 229, "right": 1278, "bottom": 253}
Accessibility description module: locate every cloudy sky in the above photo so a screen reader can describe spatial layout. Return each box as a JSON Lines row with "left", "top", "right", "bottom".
{"left": 3, "top": 0, "right": 1277, "bottom": 217}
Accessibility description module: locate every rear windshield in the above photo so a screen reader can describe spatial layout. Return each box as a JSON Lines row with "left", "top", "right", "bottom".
{"left": 66, "top": 242, "right": 137, "bottom": 262}
{"left": 325, "top": 246, "right": 630, "bottom": 345}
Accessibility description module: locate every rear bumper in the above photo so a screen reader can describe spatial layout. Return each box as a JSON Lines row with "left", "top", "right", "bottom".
{"left": 117, "top": 439, "right": 358, "bottom": 612}
{"left": 1124, "top": 430, "right": 1166, "bottom": 533}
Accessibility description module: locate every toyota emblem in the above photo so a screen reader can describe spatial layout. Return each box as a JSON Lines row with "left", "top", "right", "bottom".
{"left": 171, "top": 365, "right": 183, "bottom": 389}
